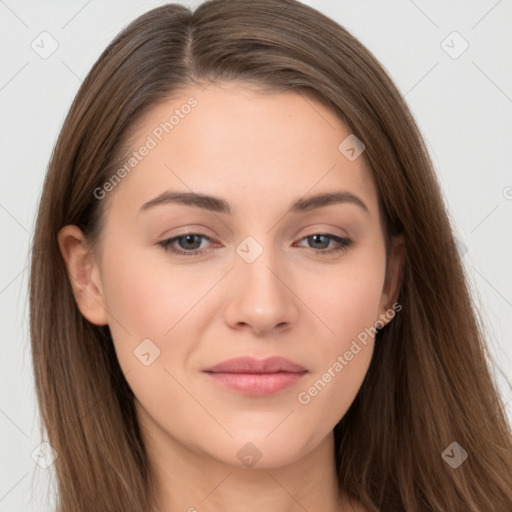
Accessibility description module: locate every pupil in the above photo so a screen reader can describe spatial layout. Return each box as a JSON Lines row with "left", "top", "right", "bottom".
{"left": 181, "top": 234, "right": 200, "bottom": 249}
{"left": 311, "top": 234, "right": 328, "bottom": 249}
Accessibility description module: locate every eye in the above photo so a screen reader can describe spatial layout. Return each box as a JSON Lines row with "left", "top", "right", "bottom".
{"left": 294, "top": 234, "right": 353, "bottom": 255}
{"left": 157, "top": 232, "right": 353, "bottom": 257}
{"left": 157, "top": 233, "right": 213, "bottom": 256}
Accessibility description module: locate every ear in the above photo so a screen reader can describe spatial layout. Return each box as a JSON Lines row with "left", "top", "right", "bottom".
{"left": 57, "top": 225, "right": 109, "bottom": 326}
{"left": 378, "top": 235, "right": 404, "bottom": 325}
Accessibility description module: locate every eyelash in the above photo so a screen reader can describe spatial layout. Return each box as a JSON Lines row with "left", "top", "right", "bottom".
{"left": 157, "top": 232, "right": 353, "bottom": 257}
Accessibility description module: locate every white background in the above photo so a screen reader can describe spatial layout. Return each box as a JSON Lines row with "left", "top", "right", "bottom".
{"left": 1, "top": 1, "right": 511, "bottom": 510}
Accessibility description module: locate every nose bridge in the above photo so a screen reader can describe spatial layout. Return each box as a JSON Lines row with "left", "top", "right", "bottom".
{"left": 224, "top": 234, "right": 297, "bottom": 333}
{"left": 236, "top": 233, "right": 286, "bottom": 304}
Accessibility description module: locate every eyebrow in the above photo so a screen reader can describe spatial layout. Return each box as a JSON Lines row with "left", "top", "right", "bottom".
{"left": 139, "top": 190, "right": 369, "bottom": 215}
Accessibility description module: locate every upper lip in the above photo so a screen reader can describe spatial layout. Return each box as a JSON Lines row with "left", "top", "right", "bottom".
{"left": 203, "top": 356, "right": 307, "bottom": 374}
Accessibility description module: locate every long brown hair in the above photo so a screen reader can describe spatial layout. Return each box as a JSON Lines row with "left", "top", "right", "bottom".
{"left": 29, "top": 1, "right": 512, "bottom": 510}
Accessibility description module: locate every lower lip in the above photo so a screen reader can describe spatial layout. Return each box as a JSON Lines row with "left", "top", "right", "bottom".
{"left": 204, "top": 371, "right": 307, "bottom": 396}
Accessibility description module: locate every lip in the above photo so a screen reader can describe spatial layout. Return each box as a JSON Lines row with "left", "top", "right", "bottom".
{"left": 204, "top": 356, "right": 307, "bottom": 374}
{"left": 203, "top": 356, "right": 308, "bottom": 396}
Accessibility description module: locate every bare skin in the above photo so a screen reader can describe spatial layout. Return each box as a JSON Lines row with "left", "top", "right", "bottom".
{"left": 59, "top": 82, "right": 402, "bottom": 512}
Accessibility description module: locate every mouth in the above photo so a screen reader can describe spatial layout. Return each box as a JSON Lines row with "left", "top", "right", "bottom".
{"left": 203, "top": 356, "right": 308, "bottom": 396}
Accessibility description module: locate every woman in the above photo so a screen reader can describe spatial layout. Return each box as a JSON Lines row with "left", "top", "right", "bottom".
{"left": 29, "top": 0, "right": 512, "bottom": 510}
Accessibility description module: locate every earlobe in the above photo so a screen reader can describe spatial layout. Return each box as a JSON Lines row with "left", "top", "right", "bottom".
{"left": 57, "top": 225, "right": 109, "bottom": 326}
{"left": 378, "top": 235, "right": 405, "bottom": 325}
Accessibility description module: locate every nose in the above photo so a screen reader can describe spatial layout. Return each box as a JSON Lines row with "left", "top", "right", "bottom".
{"left": 223, "top": 246, "right": 299, "bottom": 336}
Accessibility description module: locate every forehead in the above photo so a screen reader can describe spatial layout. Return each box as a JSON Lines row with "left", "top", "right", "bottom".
{"left": 108, "top": 82, "right": 379, "bottom": 219}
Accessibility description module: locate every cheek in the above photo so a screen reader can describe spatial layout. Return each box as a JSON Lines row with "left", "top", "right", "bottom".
{"left": 307, "top": 253, "right": 386, "bottom": 347}
{"left": 100, "top": 239, "right": 206, "bottom": 328}
{"left": 98, "top": 242, "right": 193, "bottom": 369}
{"left": 295, "top": 252, "right": 385, "bottom": 418}
{"left": 98, "top": 240, "right": 228, "bottom": 405}
{"left": 99, "top": 246, "right": 203, "bottom": 432}
{"left": 294, "top": 286, "right": 379, "bottom": 437}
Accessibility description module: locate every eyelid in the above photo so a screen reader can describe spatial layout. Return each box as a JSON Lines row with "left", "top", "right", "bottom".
{"left": 156, "top": 224, "right": 218, "bottom": 240}
{"left": 298, "top": 223, "right": 351, "bottom": 238}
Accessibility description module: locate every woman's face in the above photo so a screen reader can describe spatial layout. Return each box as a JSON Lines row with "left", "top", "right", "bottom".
{"left": 61, "top": 82, "right": 400, "bottom": 470}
